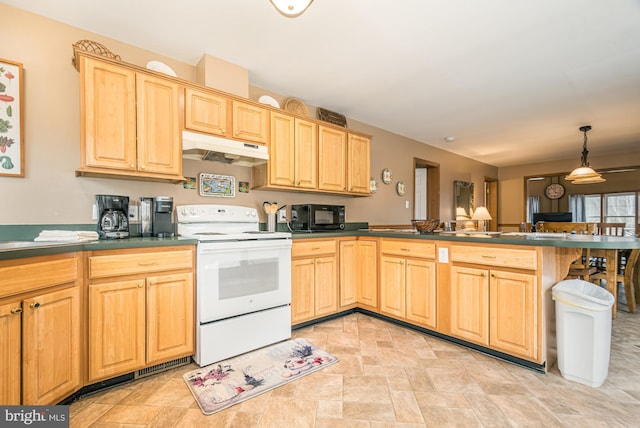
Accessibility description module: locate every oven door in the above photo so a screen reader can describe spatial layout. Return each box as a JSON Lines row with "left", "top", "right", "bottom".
{"left": 197, "top": 239, "right": 292, "bottom": 323}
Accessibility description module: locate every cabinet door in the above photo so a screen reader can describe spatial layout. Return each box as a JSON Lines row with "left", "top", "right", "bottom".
{"left": 406, "top": 259, "right": 437, "bottom": 329}
{"left": 22, "top": 287, "right": 81, "bottom": 405}
{"left": 450, "top": 266, "right": 489, "bottom": 346}
{"left": 489, "top": 270, "right": 538, "bottom": 361}
{"left": 358, "top": 240, "right": 378, "bottom": 308}
{"left": 339, "top": 240, "right": 358, "bottom": 307}
{"left": 80, "top": 56, "right": 137, "bottom": 171}
{"left": 232, "top": 100, "right": 269, "bottom": 144}
{"left": 185, "top": 88, "right": 228, "bottom": 136}
{"left": 89, "top": 279, "right": 146, "bottom": 381}
{"left": 291, "top": 258, "right": 315, "bottom": 324}
{"left": 147, "top": 273, "right": 195, "bottom": 364}
{"left": 347, "top": 134, "right": 371, "bottom": 194}
{"left": 269, "top": 112, "right": 296, "bottom": 187}
{"left": 295, "top": 118, "right": 317, "bottom": 189}
{"left": 318, "top": 125, "right": 347, "bottom": 192}
{"left": 136, "top": 73, "right": 182, "bottom": 176}
{"left": 315, "top": 256, "right": 338, "bottom": 316}
{"left": 379, "top": 256, "right": 406, "bottom": 318}
{"left": 0, "top": 301, "right": 21, "bottom": 405}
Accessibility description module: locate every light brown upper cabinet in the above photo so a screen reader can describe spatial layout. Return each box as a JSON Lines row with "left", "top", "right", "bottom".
{"left": 232, "top": 100, "right": 269, "bottom": 145}
{"left": 318, "top": 125, "right": 347, "bottom": 192}
{"left": 347, "top": 133, "right": 371, "bottom": 194}
{"left": 77, "top": 54, "right": 184, "bottom": 183}
{"left": 184, "top": 88, "right": 229, "bottom": 137}
{"left": 261, "top": 111, "right": 317, "bottom": 189}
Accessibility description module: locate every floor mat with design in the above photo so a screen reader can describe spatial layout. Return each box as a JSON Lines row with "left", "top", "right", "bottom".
{"left": 183, "top": 338, "right": 339, "bottom": 415}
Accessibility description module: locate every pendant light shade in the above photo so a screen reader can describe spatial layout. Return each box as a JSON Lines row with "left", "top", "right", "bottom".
{"left": 269, "top": 0, "right": 314, "bottom": 17}
{"left": 565, "top": 125, "right": 606, "bottom": 184}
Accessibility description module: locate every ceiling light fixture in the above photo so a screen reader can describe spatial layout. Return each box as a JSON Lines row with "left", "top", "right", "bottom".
{"left": 565, "top": 125, "right": 606, "bottom": 184}
{"left": 269, "top": 0, "right": 314, "bottom": 18}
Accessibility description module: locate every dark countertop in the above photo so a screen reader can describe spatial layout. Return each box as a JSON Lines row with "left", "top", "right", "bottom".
{"left": 292, "top": 230, "right": 640, "bottom": 250}
{"left": 3, "top": 229, "right": 640, "bottom": 262}
{"left": 0, "top": 237, "right": 198, "bottom": 261}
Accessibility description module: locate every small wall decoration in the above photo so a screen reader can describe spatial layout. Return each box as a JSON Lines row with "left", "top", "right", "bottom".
{"left": 382, "top": 168, "right": 393, "bottom": 184}
{"left": 199, "top": 173, "right": 236, "bottom": 197}
{"left": 396, "top": 181, "right": 406, "bottom": 196}
{"left": 0, "top": 58, "right": 24, "bottom": 177}
{"left": 183, "top": 177, "right": 197, "bottom": 189}
{"left": 239, "top": 181, "right": 250, "bottom": 193}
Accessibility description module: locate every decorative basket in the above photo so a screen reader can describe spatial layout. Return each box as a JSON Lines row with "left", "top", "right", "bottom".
{"left": 283, "top": 98, "right": 309, "bottom": 116}
{"left": 72, "top": 40, "right": 121, "bottom": 71}
{"left": 411, "top": 219, "right": 440, "bottom": 234}
{"left": 317, "top": 107, "right": 347, "bottom": 127}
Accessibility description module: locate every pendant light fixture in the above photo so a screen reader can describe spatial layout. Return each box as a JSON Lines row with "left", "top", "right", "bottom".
{"left": 269, "top": 0, "right": 314, "bottom": 17}
{"left": 565, "top": 125, "right": 606, "bottom": 184}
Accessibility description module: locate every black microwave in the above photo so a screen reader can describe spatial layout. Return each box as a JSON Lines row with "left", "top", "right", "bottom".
{"left": 291, "top": 204, "right": 345, "bottom": 232}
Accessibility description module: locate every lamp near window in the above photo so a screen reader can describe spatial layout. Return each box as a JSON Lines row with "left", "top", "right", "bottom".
{"left": 472, "top": 206, "right": 492, "bottom": 232}
{"left": 269, "top": 0, "right": 314, "bottom": 17}
{"left": 565, "top": 125, "right": 606, "bottom": 184}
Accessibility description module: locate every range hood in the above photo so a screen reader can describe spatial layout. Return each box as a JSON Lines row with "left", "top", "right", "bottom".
{"left": 182, "top": 130, "right": 269, "bottom": 167}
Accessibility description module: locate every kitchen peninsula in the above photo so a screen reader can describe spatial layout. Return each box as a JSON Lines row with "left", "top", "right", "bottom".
{"left": 291, "top": 230, "right": 640, "bottom": 373}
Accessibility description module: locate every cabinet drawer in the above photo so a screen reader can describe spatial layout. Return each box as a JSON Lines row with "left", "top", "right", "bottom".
{"left": 380, "top": 239, "right": 436, "bottom": 259}
{"left": 89, "top": 250, "right": 193, "bottom": 279}
{"left": 451, "top": 245, "right": 537, "bottom": 270}
{"left": 292, "top": 240, "right": 336, "bottom": 258}
{"left": 0, "top": 257, "right": 78, "bottom": 298}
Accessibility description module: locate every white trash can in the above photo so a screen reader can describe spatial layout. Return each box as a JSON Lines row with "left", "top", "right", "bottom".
{"left": 552, "top": 279, "right": 615, "bottom": 387}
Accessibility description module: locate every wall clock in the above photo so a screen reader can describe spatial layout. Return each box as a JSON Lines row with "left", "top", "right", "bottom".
{"left": 396, "top": 181, "right": 406, "bottom": 196}
{"left": 545, "top": 183, "right": 565, "bottom": 199}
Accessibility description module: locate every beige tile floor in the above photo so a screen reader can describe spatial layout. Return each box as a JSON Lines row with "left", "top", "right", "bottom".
{"left": 70, "top": 310, "right": 640, "bottom": 427}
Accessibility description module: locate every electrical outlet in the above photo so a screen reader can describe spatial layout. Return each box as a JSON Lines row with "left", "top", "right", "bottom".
{"left": 92, "top": 204, "right": 98, "bottom": 221}
{"left": 278, "top": 208, "right": 287, "bottom": 223}
{"left": 129, "top": 205, "right": 139, "bottom": 222}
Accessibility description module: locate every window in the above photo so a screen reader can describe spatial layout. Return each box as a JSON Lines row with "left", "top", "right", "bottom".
{"left": 583, "top": 192, "right": 638, "bottom": 236}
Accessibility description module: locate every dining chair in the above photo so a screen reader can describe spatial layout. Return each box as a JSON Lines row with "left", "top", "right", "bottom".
{"left": 596, "top": 223, "right": 625, "bottom": 236}
{"left": 536, "top": 222, "right": 597, "bottom": 234}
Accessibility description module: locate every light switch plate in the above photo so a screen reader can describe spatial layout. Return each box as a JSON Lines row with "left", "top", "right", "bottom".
{"left": 438, "top": 247, "right": 449, "bottom": 263}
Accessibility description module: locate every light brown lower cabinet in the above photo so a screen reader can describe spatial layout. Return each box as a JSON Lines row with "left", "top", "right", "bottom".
{"left": 87, "top": 247, "right": 195, "bottom": 382}
{"left": 339, "top": 239, "right": 378, "bottom": 309}
{"left": 0, "top": 254, "right": 82, "bottom": 405}
{"left": 291, "top": 239, "right": 338, "bottom": 324}
{"left": 379, "top": 239, "right": 437, "bottom": 329}
{"left": 450, "top": 265, "right": 538, "bottom": 361}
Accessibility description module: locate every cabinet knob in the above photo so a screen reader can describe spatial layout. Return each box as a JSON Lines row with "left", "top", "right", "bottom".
{"left": 29, "top": 302, "right": 40, "bottom": 309}
{"left": 138, "top": 283, "right": 144, "bottom": 288}
{"left": 148, "top": 279, "right": 155, "bottom": 285}
{"left": 130, "top": 164, "right": 135, "bottom": 168}
{"left": 10, "top": 307, "right": 23, "bottom": 314}
{"left": 221, "top": 128, "right": 226, "bottom": 133}
{"left": 140, "top": 164, "right": 145, "bottom": 170}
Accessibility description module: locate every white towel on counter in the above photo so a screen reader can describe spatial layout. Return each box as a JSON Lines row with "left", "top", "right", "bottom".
{"left": 34, "top": 230, "right": 99, "bottom": 242}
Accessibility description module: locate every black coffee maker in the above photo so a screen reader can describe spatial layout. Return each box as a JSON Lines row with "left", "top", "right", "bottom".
{"left": 96, "top": 195, "right": 129, "bottom": 239}
{"left": 152, "top": 196, "right": 174, "bottom": 238}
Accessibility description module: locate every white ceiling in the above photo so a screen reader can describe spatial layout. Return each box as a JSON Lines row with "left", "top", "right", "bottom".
{"left": 6, "top": 0, "right": 640, "bottom": 167}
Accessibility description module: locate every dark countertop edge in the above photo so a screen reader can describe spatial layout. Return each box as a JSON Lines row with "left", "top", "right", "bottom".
{"left": 0, "top": 237, "right": 198, "bottom": 261}
{"left": 292, "top": 230, "right": 640, "bottom": 249}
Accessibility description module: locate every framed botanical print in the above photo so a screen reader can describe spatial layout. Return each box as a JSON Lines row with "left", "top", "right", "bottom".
{"left": 0, "top": 58, "right": 24, "bottom": 177}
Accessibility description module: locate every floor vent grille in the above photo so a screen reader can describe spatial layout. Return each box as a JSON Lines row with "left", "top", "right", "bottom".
{"left": 135, "top": 356, "right": 191, "bottom": 379}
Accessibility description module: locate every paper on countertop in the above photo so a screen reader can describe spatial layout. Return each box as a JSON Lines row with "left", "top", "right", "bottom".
{"left": 34, "top": 230, "right": 99, "bottom": 242}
